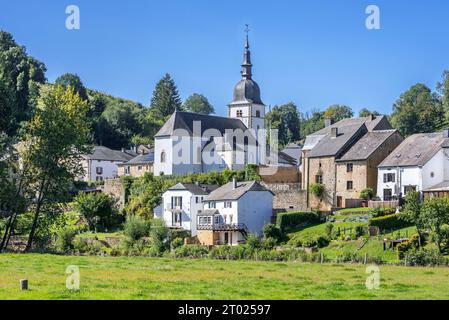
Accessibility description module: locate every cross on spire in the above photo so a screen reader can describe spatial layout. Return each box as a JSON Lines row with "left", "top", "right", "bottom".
{"left": 244, "top": 24, "right": 250, "bottom": 49}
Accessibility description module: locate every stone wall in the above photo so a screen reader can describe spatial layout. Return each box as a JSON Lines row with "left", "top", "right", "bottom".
{"left": 101, "top": 179, "right": 125, "bottom": 208}
{"left": 258, "top": 166, "right": 301, "bottom": 184}
{"left": 261, "top": 183, "right": 308, "bottom": 212}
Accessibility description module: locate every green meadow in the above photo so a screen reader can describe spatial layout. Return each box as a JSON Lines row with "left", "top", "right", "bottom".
{"left": 1, "top": 253, "right": 449, "bottom": 300}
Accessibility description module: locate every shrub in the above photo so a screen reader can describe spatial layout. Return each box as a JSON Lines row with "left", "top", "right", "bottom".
{"left": 325, "top": 223, "right": 334, "bottom": 239}
{"left": 262, "top": 237, "right": 278, "bottom": 250}
{"left": 246, "top": 234, "right": 262, "bottom": 250}
{"left": 123, "top": 215, "right": 150, "bottom": 241}
{"left": 276, "top": 211, "right": 321, "bottom": 232}
{"left": 174, "top": 244, "right": 209, "bottom": 258}
{"left": 360, "top": 188, "right": 374, "bottom": 200}
{"left": 354, "top": 225, "right": 366, "bottom": 237}
{"left": 209, "top": 245, "right": 250, "bottom": 260}
{"left": 369, "top": 213, "right": 409, "bottom": 230}
{"left": 74, "top": 192, "right": 122, "bottom": 231}
{"left": 397, "top": 234, "right": 420, "bottom": 259}
{"left": 288, "top": 234, "right": 330, "bottom": 248}
{"left": 55, "top": 227, "right": 77, "bottom": 252}
{"left": 310, "top": 183, "right": 325, "bottom": 198}
{"left": 263, "top": 224, "right": 282, "bottom": 243}
{"left": 171, "top": 237, "right": 184, "bottom": 250}
{"left": 370, "top": 207, "right": 396, "bottom": 218}
{"left": 405, "top": 249, "right": 443, "bottom": 266}
{"left": 149, "top": 218, "right": 170, "bottom": 255}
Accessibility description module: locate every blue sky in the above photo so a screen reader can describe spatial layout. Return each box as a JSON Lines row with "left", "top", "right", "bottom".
{"left": 1, "top": 0, "right": 448, "bottom": 117}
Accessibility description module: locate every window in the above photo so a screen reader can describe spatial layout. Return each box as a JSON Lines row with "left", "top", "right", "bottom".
{"left": 383, "top": 189, "right": 393, "bottom": 201}
{"left": 431, "top": 172, "right": 435, "bottom": 178}
{"left": 383, "top": 173, "right": 395, "bottom": 183}
{"left": 346, "top": 181, "right": 353, "bottom": 190}
{"left": 214, "top": 216, "right": 220, "bottom": 224}
{"left": 256, "top": 110, "right": 261, "bottom": 117}
{"left": 209, "top": 201, "right": 216, "bottom": 209}
{"left": 96, "top": 167, "right": 103, "bottom": 175}
{"left": 236, "top": 110, "right": 243, "bottom": 117}
{"left": 315, "top": 175, "right": 323, "bottom": 184}
{"left": 171, "top": 196, "right": 182, "bottom": 209}
{"left": 224, "top": 201, "right": 232, "bottom": 208}
{"left": 346, "top": 163, "right": 353, "bottom": 172}
{"left": 124, "top": 166, "right": 130, "bottom": 175}
{"left": 195, "top": 196, "right": 199, "bottom": 203}
{"left": 160, "top": 151, "right": 166, "bottom": 163}
{"left": 96, "top": 176, "right": 103, "bottom": 182}
{"left": 138, "top": 166, "right": 142, "bottom": 171}
{"left": 404, "top": 185, "right": 417, "bottom": 195}
{"left": 229, "top": 215, "right": 233, "bottom": 223}
{"left": 319, "top": 162, "right": 322, "bottom": 168}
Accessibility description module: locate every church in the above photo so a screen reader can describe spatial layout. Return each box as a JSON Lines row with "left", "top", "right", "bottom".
{"left": 153, "top": 33, "right": 294, "bottom": 176}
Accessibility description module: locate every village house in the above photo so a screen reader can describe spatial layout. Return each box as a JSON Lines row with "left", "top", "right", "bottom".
{"left": 158, "top": 182, "right": 219, "bottom": 236}
{"left": 377, "top": 130, "right": 449, "bottom": 201}
{"left": 281, "top": 143, "right": 302, "bottom": 167}
{"left": 301, "top": 115, "right": 403, "bottom": 210}
{"left": 197, "top": 179, "right": 273, "bottom": 245}
{"left": 80, "top": 146, "right": 136, "bottom": 182}
{"left": 117, "top": 147, "right": 154, "bottom": 177}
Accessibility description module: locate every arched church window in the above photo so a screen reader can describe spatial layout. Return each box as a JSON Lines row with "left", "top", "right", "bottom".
{"left": 160, "top": 151, "right": 166, "bottom": 163}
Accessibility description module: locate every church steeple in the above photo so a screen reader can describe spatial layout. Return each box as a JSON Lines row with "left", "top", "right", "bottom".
{"left": 241, "top": 24, "right": 252, "bottom": 80}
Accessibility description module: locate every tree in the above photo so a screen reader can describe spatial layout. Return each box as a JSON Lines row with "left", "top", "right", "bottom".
{"left": 359, "top": 108, "right": 381, "bottom": 118}
{"left": 437, "top": 70, "right": 449, "bottom": 125}
{"left": 21, "top": 85, "right": 91, "bottom": 251}
{"left": 299, "top": 110, "right": 325, "bottom": 141}
{"left": 360, "top": 188, "right": 374, "bottom": 200}
{"left": 324, "top": 105, "right": 354, "bottom": 123}
{"left": 0, "top": 80, "right": 14, "bottom": 133}
{"left": 390, "top": 83, "right": 444, "bottom": 136}
{"left": 150, "top": 73, "right": 182, "bottom": 120}
{"left": 0, "top": 31, "right": 47, "bottom": 135}
{"left": 54, "top": 73, "right": 88, "bottom": 101}
{"left": 74, "top": 192, "right": 119, "bottom": 231}
{"left": 421, "top": 197, "right": 449, "bottom": 253}
{"left": 266, "top": 103, "right": 301, "bottom": 147}
{"left": 401, "top": 190, "right": 424, "bottom": 246}
{"left": 183, "top": 93, "right": 214, "bottom": 114}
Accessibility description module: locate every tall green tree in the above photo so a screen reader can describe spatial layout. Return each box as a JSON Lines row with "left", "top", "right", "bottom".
{"left": 437, "top": 70, "right": 449, "bottom": 125}
{"left": 0, "top": 30, "right": 46, "bottom": 135}
{"left": 359, "top": 108, "right": 381, "bottom": 118}
{"left": 183, "top": 93, "right": 214, "bottom": 114}
{"left": 324, "top": 104, "right": 354, "bottom": 123}
{"left": 421, "top": 197, "right": 449, "bottom": 253}
{"left": 21, "top": 85, "right": 91, "bottom": 251}
{"left": 54, "top": 73, "right": 88, "bottom": 101}
{"left": 299, "top": 110, "right": 325, "bottom": 141}
{"left": 390, "top": 83, "right": 444, "bottom": 136}
{"left": 266, "top": 103, "right": 301, "bottom": 147}
{"left": 150, "top": 73, "right": 182, "bottom": 119}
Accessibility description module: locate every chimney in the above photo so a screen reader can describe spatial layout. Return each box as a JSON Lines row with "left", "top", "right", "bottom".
{"left": 232, "top": 177, "right": 237, "bottom": 189}
{"left": 331, "top": 127, "right": 338, "bottom": 138}
{"left": 444, "top": 129, "right": 449, "bottom": 139}
{"left": 324, "top": 118, "right": 333, "bottom": 127}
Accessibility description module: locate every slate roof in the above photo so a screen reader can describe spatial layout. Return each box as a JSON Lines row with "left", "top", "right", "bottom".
{"left": 379, "top": 132, "right": 447, "bottom": 167}
{"left": 424, "top": 181, "right": 449, "bottom": 192}
{"left": 307, "top": 123, "right": 367, "bottom": 158}
{"left": 167, "top": 182, "right": 219, "bottom": 195}
{"left": 337, "top": 130, "right": 399, "bottom": 161}
{"left": 83, "top": 146, "right": 135, "bottom": 162}
{"left": 312, "top": 115, "right": 391, "bottom": 136}
{"left": 205, "top": 181, "right": 273, "bottom": 201}
{"left": 155, "top": 111, "right": 248, "bottom": 138}
{"left": 121, "top": 153, "right": 154, "bottom": 165}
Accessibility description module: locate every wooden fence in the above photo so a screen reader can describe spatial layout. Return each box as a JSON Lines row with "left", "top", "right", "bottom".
{"left": 368, "top": 200, "right": 399, "bottom": 209}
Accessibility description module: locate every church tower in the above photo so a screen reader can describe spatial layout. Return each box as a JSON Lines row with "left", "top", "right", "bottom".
{"left": 228, "top": 26, "right": 265, "bottom": 133}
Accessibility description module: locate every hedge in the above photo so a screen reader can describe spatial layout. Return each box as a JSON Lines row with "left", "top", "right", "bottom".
{"left": 276, "top": 211, "right": 321, "bottom": 232}
{"left": 368, "top": 213, "right": 409, "bottom": 230}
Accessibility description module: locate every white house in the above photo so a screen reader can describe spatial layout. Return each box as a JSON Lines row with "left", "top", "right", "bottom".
{"left": 153, "top": 34, "right": 284, "bottom": 176}
{"left": 159, "top": 182, "right": 219, "bottom": 236}
{"left": 377, "top": 131, "right": 449, "bottom": 200}
{"left": 80, "top": 146, "right": 136, "bottom": 182}
{"left": 197, "top": 179, "right": 274, "bottom": 246}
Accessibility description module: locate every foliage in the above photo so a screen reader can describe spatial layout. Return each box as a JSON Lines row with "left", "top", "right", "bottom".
{"left": 246, "top": 234, "right": 262, "bottom": 250}
{"left": 54, "top": 73, "right": 88, "bottom": 100}
{"left": 298, "top": 110, "right": 325, "bottom": 141}
{"left": 404, "top": 248, "right": 443, "bottom": 266}
{"left": 276, "top": 211, "right": 321, "bottom": 233}
{"left": 20, "top": 85, "right": 91, "bottom": 251}
{"left": 397, "top": 234, "right": 421, "bottom": 259}
{"left": 171, "top": 237, "right": 184, "bottom": 250}
{"left": 309, "top": 183, "right": 325, "bottom": 198}
{"left": 148, "top": 218, "right": 170, "bottom": 256}
{"left": 266, "top": 103, "right": 301, "bottom": 147}
{"left": 149, "top": 73, "right": 182, "bottom": 120}
{"left": 421, "top": 197, "right": 449, "bottom": 252}
{"left": 323, "top": 104, "right": 354, "bottom": 123}
{"left": 174, "top": 244, "right": 209, "bottom": 258}
{"left": 55, "top": 227, "right": 77, "bottom": 252}
{"left": 183, "top": 93, "right": 214, "bottom": 114}
{"left": 370, "top": 207, "right": 396, "bottom": 218}
{"left": 123, "top": 215, "right": 150, "bottom": 241}
{"left": 390, "top": 83, "right": 444, "bottom": 136}
{"left": 369, "top": 213, "right": 409, "bottom": 231}
{"left": 244, "top": 164, "right": 260, "bottom": 181}
{"left": 360, "top": 188, "right": 374, "bottom": 200}
{"left": 288, "top": 234, "right": 330, "bottom": 248}
{"left": 325, "top": 223, "right": 334, "bottom": 239}
{"left": 263, "top": 224, "right": 282, "bottom": 243}
{"left": 359, "top": 108, "right": 381, "bottom": 117}
{"left": 74, "top": 192, "right": 121, "bottom": 231}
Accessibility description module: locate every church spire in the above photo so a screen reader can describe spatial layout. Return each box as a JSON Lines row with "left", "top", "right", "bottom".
{"left": 241, "top": 24, "right": 252, "bottom": 80}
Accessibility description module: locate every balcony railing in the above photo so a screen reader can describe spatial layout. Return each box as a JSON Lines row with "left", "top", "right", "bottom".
{"left": 197, "top": 223, "right": 248, "bottom": 233}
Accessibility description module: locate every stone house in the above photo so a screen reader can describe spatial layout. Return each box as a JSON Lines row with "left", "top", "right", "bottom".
{"left": 301, "top": 115, "right": 403, "bottom": 211}
{"left": 118, "top": 148, "right": 154, "bottom": 177}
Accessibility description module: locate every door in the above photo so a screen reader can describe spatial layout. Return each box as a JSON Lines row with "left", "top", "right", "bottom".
{"left": 337, "top": 196, "right": 343, "bottom": 208}
{"left": 224, "top": 232, "right": 229, "bottom": 245}
{"left": 383, "top": 189, "right": 392, "bottom": 201}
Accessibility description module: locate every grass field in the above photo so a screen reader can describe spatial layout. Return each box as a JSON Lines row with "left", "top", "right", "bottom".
{"left": 1, "top": 253, "right": 449, "bottom": 299}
